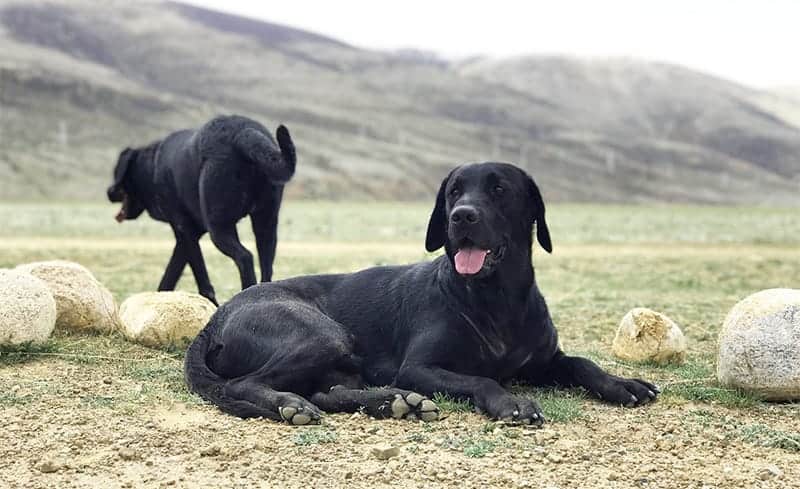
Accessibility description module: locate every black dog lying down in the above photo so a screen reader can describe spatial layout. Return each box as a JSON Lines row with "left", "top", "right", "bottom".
{"left": 107, "top": 115, "right": 296, "bottom": 305}
{"left": 185, "top": 162, "right": 658, "bottom": 425}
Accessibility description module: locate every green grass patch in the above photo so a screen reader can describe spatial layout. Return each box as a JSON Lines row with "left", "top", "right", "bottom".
{"left": 463, "top": 438, "right": 497, "bottom": 458}
{"left": 432, "top": 392, "right": 473, "bottom": 413}
{"left": 740, "top": 424, "right": 800, "bottom": 452}
{"left": 0, "top": 340, "right": 61, "bottom": 366}
{"left": 665, "top": 383, "right": 761, "bottom": 408}
{"left": 406, "top": 432, "right": 428, "bottom": 443}
{"left": 655, "top": 358, "right": 761, "bottom": 408}
{"left": 293, "top": 427, "right": 338, "bottom": 446}
{"left": 514, "top": 386, "right": 586, "bottom": 423}
{"left": 440, "top": 433, "right": 498, "bottom": 458}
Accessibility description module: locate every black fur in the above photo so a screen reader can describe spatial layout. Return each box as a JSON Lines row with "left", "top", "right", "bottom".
{"left": 107, "top": 115, "right": 296, "bottom": 305}
{"left": 185, "top": 162, "right": 658, "bottom": 424}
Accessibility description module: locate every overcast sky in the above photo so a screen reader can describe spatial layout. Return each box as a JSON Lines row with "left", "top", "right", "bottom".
{"left": 183, "top": 0, "right": 798, "bottom": 89}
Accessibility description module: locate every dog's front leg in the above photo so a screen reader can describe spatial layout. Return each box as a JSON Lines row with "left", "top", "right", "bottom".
{"left": 546, "top": 353, "right": 659, "bottom": 407}
{"left": 396, "top": 365, "right": 544, "bottom": 425}
{"left": 158, "top": 241, "right": 187, "bottom": 292}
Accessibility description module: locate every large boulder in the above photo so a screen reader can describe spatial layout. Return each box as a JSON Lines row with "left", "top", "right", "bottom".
{"left": 119, "top": 291, "right": 216, "bottom": 349}
{"left": 717, "top": 289, "right": 800, "bottom": 400}
{"left": 16, "top": 260, "right": 119, "bottom": 333}
{"left": 0, "top": 270, "right": 57, "bottom": 345}
{"left": 612, "top": 308, "right": 687, "bottom": 365}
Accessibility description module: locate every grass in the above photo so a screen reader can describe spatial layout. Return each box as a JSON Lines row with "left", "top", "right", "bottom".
{"left": 293, "top": 427, "right": 338, "bottom": 446}
{"left": 740, "top": 424, "right": 800, "bottom": 452}
{"left": 433, "top": 393, "right": 473, "bottom": 413}
{"left": 526, "top": 387, "right": 586, "bottom": 423}
{"left": 462, "top": 438, "right": 497, "bottom": 458}
{"left": 1, "top": 202, "right": 798, "bottom": 420}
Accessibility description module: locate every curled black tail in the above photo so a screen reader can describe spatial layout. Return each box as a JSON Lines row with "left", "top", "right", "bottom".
{"left": 232, "top": 125, "right": 296, "bottom": 184}
{"left": 184, "top": 317, "right": 281, "bottom": 420}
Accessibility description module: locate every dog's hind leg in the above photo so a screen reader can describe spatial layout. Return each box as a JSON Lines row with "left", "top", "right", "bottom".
{"left": 209, "top": 225, "right": 256, "bottom": 290}
{"left": 221, "top": 377, "right": 322, "bottom": 425}
{"left": 310, "top": 387, "right": 440, "bottom": 421}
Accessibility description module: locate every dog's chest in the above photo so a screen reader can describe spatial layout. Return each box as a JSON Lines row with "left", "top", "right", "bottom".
{"left": 457, "top": 312, "right": 533, "bottom": 376}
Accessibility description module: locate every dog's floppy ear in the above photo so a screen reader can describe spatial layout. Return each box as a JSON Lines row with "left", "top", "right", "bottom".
{"left": 108, "top": 148, "right": 136, "bottom": 202}
{"left": 112, "top": 148, "right": 135, "bottom": 187}
{"left": 527, "top": 175, "right": 552, "bottom": 253}
{"left": 425, "top": 170, "right": 453, "bottom": 252}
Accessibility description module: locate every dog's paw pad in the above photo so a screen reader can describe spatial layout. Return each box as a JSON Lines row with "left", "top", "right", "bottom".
{"left": 390, "top": 395, "right": 411, "bottom": 419}
{"left": 405, "top": 392, "right": 425, "bottom": 407}
{"left": 401, "top": 393, "right": 439, "bottom": 422}
{"left": 279, "top": 404, "right": 321, "bottom": 426}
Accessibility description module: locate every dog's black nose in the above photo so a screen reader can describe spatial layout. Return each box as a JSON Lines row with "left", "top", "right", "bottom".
{"left": 450, "top": 205, "right": 480, "bottom": 225}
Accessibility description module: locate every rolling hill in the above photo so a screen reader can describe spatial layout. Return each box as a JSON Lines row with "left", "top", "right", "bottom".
{"left": 1, "top": 0, "right": 799, "bottom": 203}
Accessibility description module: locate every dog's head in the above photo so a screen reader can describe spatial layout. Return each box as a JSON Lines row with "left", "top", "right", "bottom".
{"left": 107, "top": 147, "right": 145, "bottom": 222}
{"left": 425, "top": 162, "right": 551, "bottom": 278}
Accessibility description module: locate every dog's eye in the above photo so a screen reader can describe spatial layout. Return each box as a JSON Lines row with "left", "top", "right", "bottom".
{"left": 493, "top": 185, "right": 505, "bottom": 195}
{"left": 449, "top": 187, "right": 461, "bottom": 198}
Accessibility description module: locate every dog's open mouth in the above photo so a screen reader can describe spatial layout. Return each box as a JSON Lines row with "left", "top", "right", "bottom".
{"left": 115, "top": 195, "right": 129, "bottom": 223}
{"left": 453, "top": 240, "right": 506, "bottom": 276}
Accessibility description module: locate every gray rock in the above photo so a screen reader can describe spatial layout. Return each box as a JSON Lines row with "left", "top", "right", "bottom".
{"left": 717, "top": 289, "right": 800, "bottom": 400}
{"left": 38, "top": 458, "right": 62, "bottom": 473}
{"left": 16, "top": 260, "right": 119, "bottom": 333}
{"left": 0, "top": 270, "right": 56, "bottom": 346}
{"left": 118, "top": 447, "right": 137, "bottom": 461}
{"left": 119, "top": 291, "right": 216, "bottom": 349}
{"left": 370, "top": 444, "right": 400, "bottom": 460}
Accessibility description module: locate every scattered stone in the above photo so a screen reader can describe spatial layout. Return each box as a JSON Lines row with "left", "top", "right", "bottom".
{"left": 545, "top": 452, "right": 563, "bottom": 464}
{"left": 16, "top": 260, "right": 120, "bottom": 333}
{"left": 200, "top": 445, "right": 221, "bottom": 457}
{"left": 0, "top": 270, "right": 57, "bottom": 346}
{"left": 38, "top": 458, "right": 63, "bottom": 473}
{"left": 717, "top": 289, "right": 800, "bottom": 400}
{"left": 612, "top": 307, "right": 687, "bottom": 364}
{"left": 371, "top": 444, "right": 400, "bottom": 460}
{"left": 118, "top": 447, "right": 137, "bottom": 461}
{"left": 758, "top": 464, "right": 782, "bottom": 480}
{"left": 119, "top": 291, "right": 216, "bottom": 349}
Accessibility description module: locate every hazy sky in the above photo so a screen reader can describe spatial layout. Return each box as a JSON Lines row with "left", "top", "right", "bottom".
{"left": 183, "top": 0, "right": 798, "bottom": 88}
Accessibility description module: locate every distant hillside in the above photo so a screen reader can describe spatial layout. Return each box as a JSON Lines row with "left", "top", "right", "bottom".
{"left": 1, "top": 0, "right": 799, "bottom": 203}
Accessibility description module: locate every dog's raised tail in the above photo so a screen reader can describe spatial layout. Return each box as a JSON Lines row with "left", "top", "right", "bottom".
{"left": 184, "top": 316, "right": 281, "bottom": 420}
{"left": 233, "top": 125, "right": 296, "bottom": 184}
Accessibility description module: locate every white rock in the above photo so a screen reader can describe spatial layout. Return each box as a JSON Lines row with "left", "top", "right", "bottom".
{"left": 16, "top": 260, "right": 119, "bottom": 333}
{"left": 717, "top": 289, "right": 800, "bottom": 400}
{"left": 612, "top": 308, "right": 686, "bottom": 365}
{"left": 0, "top": 270, "right": 57, "bottom": 345}
{"left": 119, "top": 291, "right": 216, "bottom": 348}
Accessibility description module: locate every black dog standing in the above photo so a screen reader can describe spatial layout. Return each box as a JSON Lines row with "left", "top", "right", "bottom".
{"left": 185, "top": 162, "right": 659, "bottom": 425}
{"left": 107, "top": 115, "right": 296, "bottom": 305}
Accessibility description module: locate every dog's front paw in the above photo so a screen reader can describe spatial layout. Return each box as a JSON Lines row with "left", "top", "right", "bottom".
{"left": 487, "top": 395, "right": 544, "bottom": 426}
{"left": 595, "top": 376, "right": 659, "bottom": 407}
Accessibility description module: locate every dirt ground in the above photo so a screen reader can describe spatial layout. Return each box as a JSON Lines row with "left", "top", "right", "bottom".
{"left": 1, "top": 356, "right": 798, "bottom": 489}
{"left": 2, "top": 204, "right": 799, "bottom": 488}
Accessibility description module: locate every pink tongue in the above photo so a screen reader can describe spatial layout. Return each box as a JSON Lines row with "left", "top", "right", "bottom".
{"left": 454, "top": 248, "right": 488, "bottom": 275}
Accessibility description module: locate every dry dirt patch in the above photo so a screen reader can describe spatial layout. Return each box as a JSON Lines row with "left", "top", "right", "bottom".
{"left": 1, "top": 356, "right": 798, "bottom": 489}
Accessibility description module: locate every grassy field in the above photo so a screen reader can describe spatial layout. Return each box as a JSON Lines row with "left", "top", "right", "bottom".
{"left": 1, "top": 201, "right": 799, "bottom": 488}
